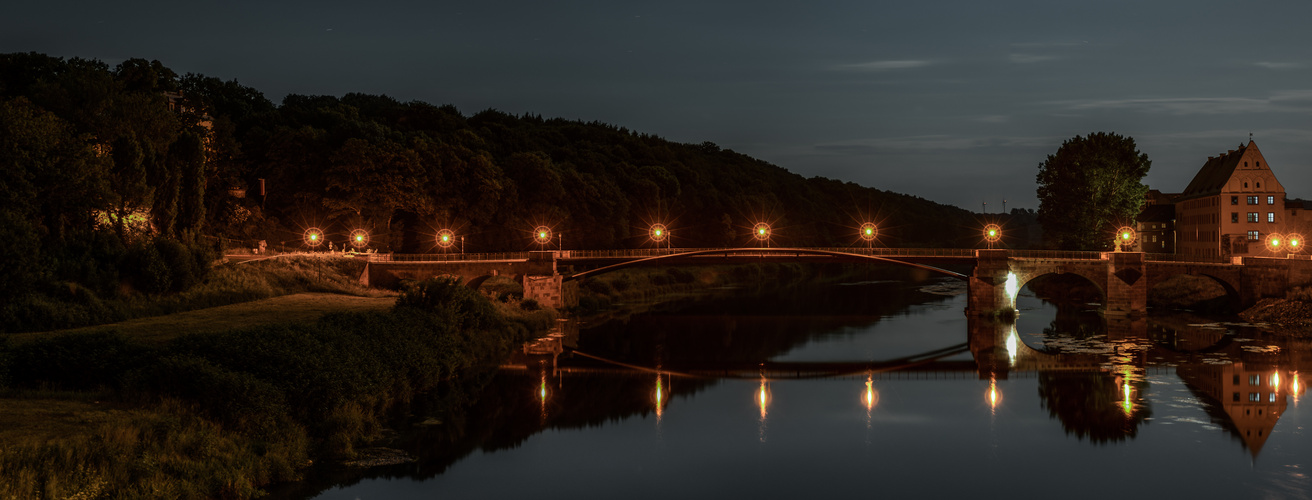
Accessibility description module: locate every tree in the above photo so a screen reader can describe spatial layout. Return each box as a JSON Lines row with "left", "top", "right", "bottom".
{"left": 1036, "top": 132, "right": 1150, "bottom": 250}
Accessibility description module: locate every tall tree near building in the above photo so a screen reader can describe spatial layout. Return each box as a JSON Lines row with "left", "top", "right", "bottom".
{"left": 1036, "top": 132, "right": 1150, "bottom": 250}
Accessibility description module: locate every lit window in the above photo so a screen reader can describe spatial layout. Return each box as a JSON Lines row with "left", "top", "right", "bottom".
{"left": 1248, "top": 213, "right": 1260, "bottom": 223}
{"left": 1248, "top": 230, "right": 1260, "bottom": 241}
{"left": 1152, "top": 235, "right": 1158, "bottom": 243}
{"left": 1232, "top": 213, "right": 1239, "bottom": 223}
{"left": 1251, "top": 375, "right": 1260, "bottom": 385}
{"left": 1268, "top": 196, "right": 1275, "bottom": 205}
{"left": 1250, "top": 392, "right": 1260, "bottom": 401}
{"left": 1270, "top": 393, "right": 1278, "bottom": 403}
{"left": 1249, "top": 196, "right": 1260, "bottom": 205}
{"left": 1268, "top": 212, "right": 1275, "bottom": 223}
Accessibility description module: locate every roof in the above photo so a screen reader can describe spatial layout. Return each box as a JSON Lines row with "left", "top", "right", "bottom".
{"left": 1136, "top": 203, "right": 1175, "bottom": 223}
{"left": 1179, "top": 142, "right": 1252, "bottom": 199}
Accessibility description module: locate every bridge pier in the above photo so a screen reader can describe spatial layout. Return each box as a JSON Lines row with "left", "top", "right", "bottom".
{"left": 1105, "top": 252, "right": 1147, "bottom": 317}
{"left": 967, "top": 249, "right": 1017, "bottom": 317}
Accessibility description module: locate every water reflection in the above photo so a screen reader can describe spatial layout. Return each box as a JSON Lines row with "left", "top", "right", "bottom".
{"left": 287, "top": 278, "right": 1312, "bottom": 500}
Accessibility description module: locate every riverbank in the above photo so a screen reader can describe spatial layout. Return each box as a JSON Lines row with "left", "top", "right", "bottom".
{"left": 1239, "top": 286, "right": 1312, "bottom": 337}
{"left": 0, "top": 276, "right": 553, "bottom": 498}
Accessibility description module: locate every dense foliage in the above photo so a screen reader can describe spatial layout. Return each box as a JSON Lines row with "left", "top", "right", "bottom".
{"left": 1, "top": 52, "right": 979, "bottom": 330}
{"left": 1035, "top": 132, "right": 1150, "bottom": 250}
{"left": 0, "top": 278, "right": 544, "bottom": 498}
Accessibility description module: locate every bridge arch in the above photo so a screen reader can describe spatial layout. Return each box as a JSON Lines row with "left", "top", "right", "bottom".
{"left": 1015, "top": 271, "right": 1108, "bottom": 308}
{"left": 1146, "top": 271, "right": 1241, "bottom": 311}
{"left": 564, "top": 248, "right": 968, "bottom": 282}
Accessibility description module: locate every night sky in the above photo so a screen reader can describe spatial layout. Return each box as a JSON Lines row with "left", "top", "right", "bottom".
{"left": 5, "top": 0, "right": 1312, "bottom": 211}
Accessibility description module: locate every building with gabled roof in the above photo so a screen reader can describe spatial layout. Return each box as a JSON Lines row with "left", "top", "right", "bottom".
{"left": 1174, "top": 140, "right": 1285, "bottom": 258}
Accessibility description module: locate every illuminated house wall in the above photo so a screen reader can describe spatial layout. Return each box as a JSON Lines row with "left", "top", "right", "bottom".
{"left": 1174, "top": 141, "right": 1285, "bottom": 258}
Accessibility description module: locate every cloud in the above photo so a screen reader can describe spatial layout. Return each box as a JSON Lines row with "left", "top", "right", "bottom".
{"left": 834, "top": 60, "right": 933, "bottom": 71}
{"left": 813, "top": 134, "right": 1054, "bottom": 154}
{"left": 1254, "top": 61, "right": 1304, "bottom": 70}
{"left": 1050, "top": 93, "right": 1312, "bottom": 115}
{"left": 1009, "top": 53, "right": 1059, "bottom": 64}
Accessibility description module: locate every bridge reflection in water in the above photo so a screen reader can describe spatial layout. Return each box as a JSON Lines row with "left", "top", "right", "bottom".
{"left": 503, "top": 313, "right": 1309, "bottom": 458}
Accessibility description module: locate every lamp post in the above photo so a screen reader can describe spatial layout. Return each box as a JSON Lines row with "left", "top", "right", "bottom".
{"left": 983, "top": 224, "right": 1001, "bottom": 249}
{"left": 859, "top": 222, "right": 877, "bottom": 251}
{"left": 651, "top": 224, "right": 669, "bottom": 252}
{"left": 753, "top": 222, "right": 771, "bottom": 248}
{"left": 1116, "top": 226, "right": 1136, "bottom": 253}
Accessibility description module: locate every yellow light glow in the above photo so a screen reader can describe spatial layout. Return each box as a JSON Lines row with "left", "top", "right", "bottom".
{"left": 309, "top": 234, "right": 318, "bottom": 240}
{"left": 540, "top": 232, "right": 547, "bottom": 239}
{"left": 759, "top": 228, "right": 766, "bottom": 235}
{"left": 863, "top": 376, "right": 878, "bottom": 411}
{"left": 655, "top": 229, "right": 662, "bottom": 236}
{"left": 655, "top": 375, "right": 664, "bottom": 421}
{"left": 1004, "top": 272, "right": 1019, "bottom": 309}
{"left": 1272, "top": 372, "right": 1280, "bottom": 388}
{"left": 355, "top": 235, "right": 363, "bottom": 242}
{"left": 1122, "top": 232, "right": 1132, "bottom": 240}
{"left": 758, "top": 378, "right": 769, "bottom": 419}
{"left": 1293, "top": 239, "right": 1302, "bottom": 248}
{"left": 1293, "top": 372, "right": 1302, "bottom": 397}
{"left": 865, "top": 228, "right": 873, "bottom": 235}
{"left": 1005, "top": 327, "right": 1018, "bottom": 367}
{"left": 1272, "top": 238, "right": 1281, "bottom": 248}
{"left": 442, "top": 235, "right": 450, "bottom": 242}
{"left": 1122, "top": 380, "right": 1133, "bottom": 415}
{"left": 988, "top": 377, "right": 1001, "bottom": 412}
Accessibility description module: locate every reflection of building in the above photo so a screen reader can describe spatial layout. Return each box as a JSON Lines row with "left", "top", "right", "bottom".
{"left": 1177, "top": 361, "right": 1287, "bottom": 457}
{"left": 1174, "top": 141, "right": 1286, "bottom": 258}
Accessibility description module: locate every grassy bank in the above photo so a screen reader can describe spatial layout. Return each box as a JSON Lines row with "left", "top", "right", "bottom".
{"left": 5, "top": 254, "right": 388, "bottom": 334}
{"left": 0, "top": 278, "right": 554, "bottom": 499}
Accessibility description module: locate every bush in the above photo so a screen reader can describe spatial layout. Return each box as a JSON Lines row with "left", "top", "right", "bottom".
{"left": 667, "top": 268, "right": 696, "bottom": 284}
{"left": 649, "top": 274, "right": 670, "bottom": 286}
{"left": 125, "top": 355, "right": 289, "bottom": 432}
{"left": 396, "top": 278, "right": 502, "bottom": 331}
{"left": 8, "top": 331, "right": 147, "bottom": 391}
{"left": 583, "top": 279, "right": 614, "bottom": 295}
{"left": 520, "top": 299, "right": 541, "bottom": 311}
{"left": 124, "top": 242, "right": 171, "bottom": 294}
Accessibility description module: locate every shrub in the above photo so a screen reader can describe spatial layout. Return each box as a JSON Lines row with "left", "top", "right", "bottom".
{"left": 8, "top": 331, "right": 147, "bottom": 391}
{"left": 667, "top": 267, "right": 696, "bottom": 284}
{"left": 649, "top": 274, "right": 670, "bottom": 286}
{"left": 124, "top": 242, "right": 171, "bottom": 294}
{"left": 520, "top": 298, "right": 541, "bottom": 311}
{"left": 124, "top": 355, "right": 288, "bottom": 432}
{"left": 396, "top": 277, "right": 502, "bottom": 331}
{"left": 582, "top": 279, "right": 614, "bottom": 295}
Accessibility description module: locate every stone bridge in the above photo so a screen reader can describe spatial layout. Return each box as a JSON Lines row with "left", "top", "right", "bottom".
{"left": 360, "top": 248, "right": 1312, "bottom": 314}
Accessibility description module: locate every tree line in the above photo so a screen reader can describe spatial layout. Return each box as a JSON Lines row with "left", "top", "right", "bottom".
{"left": 0, "top": 53, "right": 982, "bottom": 308}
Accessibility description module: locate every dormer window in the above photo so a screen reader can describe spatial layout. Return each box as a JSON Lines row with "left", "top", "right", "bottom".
{"left": 1257, "top": 182, "right": 1261, "bottom": 188}
{"left": 1244, "top": 182, "right": 1249, "bottom": 188}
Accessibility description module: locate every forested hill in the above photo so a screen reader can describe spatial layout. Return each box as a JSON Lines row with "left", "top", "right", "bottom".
{"left": 1, "top": 53, "right": 978, "bottom": 260}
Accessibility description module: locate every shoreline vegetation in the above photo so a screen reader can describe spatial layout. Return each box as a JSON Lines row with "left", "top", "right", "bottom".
{"left": 0, "top": 256, "right": 861, "bottom": 499}
{"left": 0, "top": 257, "right": 552, "bottom": 499}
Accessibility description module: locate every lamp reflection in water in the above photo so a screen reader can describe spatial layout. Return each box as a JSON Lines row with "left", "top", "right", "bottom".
{"left": 757, "top": 375, "right": 771, "bottom": 443}
{"left": 863, "top": 374, "right": 879, "bottom": 443}
{"left": 654, "top": 373, "right": 665, "bottom": 424}
{"left": 987, "top": 375, "right": 1002, "bottom": 415}
{"left": 1005, "top": 325, "right": 1019, "bottom": 367}
{"left": 1293, "top": 372, "right": 1303, "bottom": 407}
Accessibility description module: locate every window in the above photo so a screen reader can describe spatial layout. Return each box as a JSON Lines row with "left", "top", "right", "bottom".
{"left": 1232, "top": 212, "right": 1239, "bottom": 223}
{"left": 1248, "top": 196, "right": 1260, "bottom": 205}
{"left": 1269, "top": 212, "right": 1276, "bottom": 223}
{"left": 1268, "top": 196, "right": 1275, "bottom": 205}
{"left": 1257, "top": 182, "right": 1262, "bottom": 188}
{"left": 1248, "top": 230, "right": 1260, "bottom": 241}
{"left": 1232, "top": 196, "right": 1239, "bottom": 205}
{"left": 1244, "top": 182, "right": 1249, "bottom": 188}
{"left": 1152, "top": 235, "right": 1158, "bottom": 242}
{"left": 1251, "top": 375, "right": 1260, "bottom": 385}
{"left": 1250, "top": 392, "right": 1260, "bottom": 401}
{"left": 1233, "top": 392, "right": 1241, "bottom": 401}
{"left": 1248, "top": 212, "right": 1260, "bottom": 222}
{"left": 1270, "top": 393, "right": 1278, "bottom": 403}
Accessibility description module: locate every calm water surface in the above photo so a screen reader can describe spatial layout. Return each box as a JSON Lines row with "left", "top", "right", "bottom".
{"left": 305, "top": 276, "right": 1312, "bottom": 500}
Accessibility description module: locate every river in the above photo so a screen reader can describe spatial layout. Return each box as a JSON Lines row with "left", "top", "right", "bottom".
{"left": 293, "top": 270, "right": 1312, "bottom": 499}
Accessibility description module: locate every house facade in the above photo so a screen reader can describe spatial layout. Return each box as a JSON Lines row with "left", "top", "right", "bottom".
{"left": 1174, "top": 140, "right": 1286, "bottom": 258}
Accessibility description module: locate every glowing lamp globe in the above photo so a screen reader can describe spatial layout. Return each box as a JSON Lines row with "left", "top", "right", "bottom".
{"left": 303, "top": 228, "right": 325, "bottom": 247}
{"left": 533, "top": 226, "right": 552, "bottom": 244}
{"left": 348, "top": 229, "right": 369, "bottom": 249}
{"left": 436, "top": 229, "right": 456, "bottom": 249}
{"left": 753, "top": 223, "right": 771, "bottom": 242}
{"left": 1116, "top": 226, "right": 1136, "bottom": 244}
{"left": 650, "top": 223, "right": 669, "bottom": 242}
{"left": 859, "top": 222, "right": 878, "bottom": 242}
{"left": 983, "top": 224, "right": 1002, "bottom": 244}
{"left": 1265, "top": 233, "right": 1285, "bottom": 252}
{"left": 1288, "top": 234, "right": 1304, "bottom": 253}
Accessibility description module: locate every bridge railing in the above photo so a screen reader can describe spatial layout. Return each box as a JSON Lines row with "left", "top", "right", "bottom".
{"left": 376, "top": 252, "right": 531, "bottom": 262}
{"left": 1008, "top": 250, "right": 1106, "bottom": 260}
{"left": 1143, "top": 253, "right": 1233, "bottom": 264}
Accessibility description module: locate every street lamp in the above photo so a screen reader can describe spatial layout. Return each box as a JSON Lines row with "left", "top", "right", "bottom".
{"left": 650, "top": 223, "right": 669, "bottom": 252}
{"left": 1288, "top": 233, "right": 1304, "bottom": 255}
{"left": 349, "top": 229, "right": 369, "bottom": 251}
{"left": 859, "top": 222, "right": 877, "bottom": 250}
{"left": 437, "top": 229, "right": 455, "bottom": 252}
{"left": 1116, "top": 226, "right": 1136, "bottom": 252}
{"left": 533, "top": 226, "right": 552, "bottom": 249}
{"left": 983, "top": 224, "right": 1001, "bottom": 249}
{"left": 1266, "top": 233, "right": 1285, "bottom": 254}
{"left": 303, "top": 228, "right": 325, "bottom": 250}
{"left": 753, "top": 222, "right": 771, "bottom": 248}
